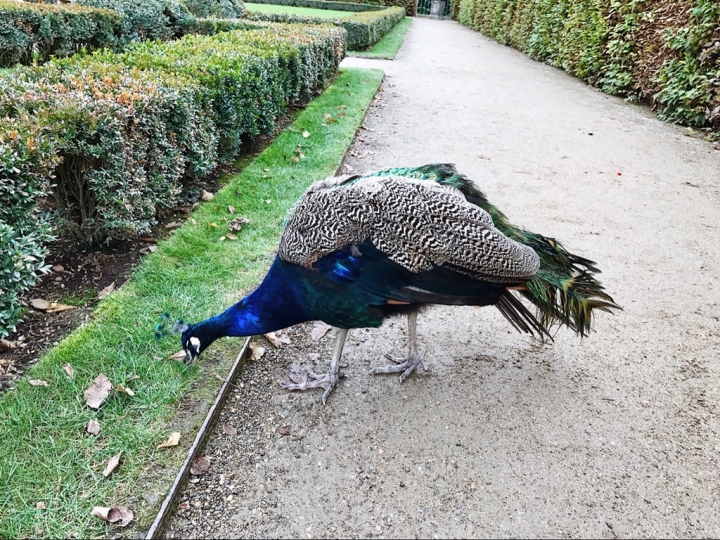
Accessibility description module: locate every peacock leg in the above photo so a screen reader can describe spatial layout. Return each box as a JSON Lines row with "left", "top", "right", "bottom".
{"left": 278, "top": 328, "right": 347, "bottom": 405}
{"left": 370, "top": 311, "right": 429, "bottom": 383}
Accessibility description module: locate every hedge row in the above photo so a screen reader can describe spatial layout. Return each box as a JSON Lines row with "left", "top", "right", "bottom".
{"left": 0, "top": 0, "right": 123, "bottom": 67}
{"left": 0, "top": 21, "right": 344, "bottom": 337}
{"left": 183, "top": 0, "right": 247, "bottom": 19}
{"left": 246, "top": 0, "right": 381, "bottom": 13}
{"left": 455, "top": 0, "right": 720, "bottom": 134}
{"left": 246, "top": 5, "right": 405, "bottom": 49}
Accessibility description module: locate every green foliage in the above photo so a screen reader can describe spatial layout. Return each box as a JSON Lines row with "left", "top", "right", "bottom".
{"left": 247, "top": 0, "right": 381, "bottom": 13}
{"left": 0, "top": 118, "right": 59, "bottom": 336}
{"left": 457, "top": 0, "right": 475, "bottom": 27}
{"left": 349, "top": 15, "right": 410, "bottom": 57}
{"left": 184, "top": 0, "right": 247, "bottom": 18}
{"left": 246, "top": 5, "right": 404, "bottom": 49}
{"left": 0, "top": 0, "right": 123, "bottom": 67}
{"left": 77, "top": 0, "right": 196, "bottom": 41}
{"left": 654, "top": 0, "right": 720, "bottom": 126}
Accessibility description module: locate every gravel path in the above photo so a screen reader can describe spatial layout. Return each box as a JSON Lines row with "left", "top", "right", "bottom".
{"left": 165, "top": 18, "right": 720, "bottom": 538}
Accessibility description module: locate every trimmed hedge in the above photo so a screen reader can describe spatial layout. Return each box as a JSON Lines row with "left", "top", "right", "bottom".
{"left": 247, "top": 0, "right": 381, "bottom": 12}
{"left": 455, "top": 0, "right": 720, "bottom": 134}
{"left": 183, "top": 0, "right": 248, "bottom": 19}
{"left": 246, "top": 5, "right": 404, "bottom": 49}
{"left": 0, "top": 22, "right": 344, "bottom": 335}
{"left": 0, "top": 0, "right": 123, "bottom": 67}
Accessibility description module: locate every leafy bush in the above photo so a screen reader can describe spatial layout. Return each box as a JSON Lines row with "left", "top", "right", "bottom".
{"left": 245, "top": 0, "right": 381, "bottom": 12}
{"left": 246, "top": 5, "right": 404, "bottom": 49}
{"left": 0, "top": 0, "right": 122, "bottom": 67}
{"left": 183, "top": 0, "right": 247, "bottom": 19}
{"left": 0, "top": 118, "right": 59, "bottom": 337}
{"left": 455, "top": 0, "right": 720, "bottom": 135}
{"left": 77, "top": 0, "right": 196, "bottom": 41}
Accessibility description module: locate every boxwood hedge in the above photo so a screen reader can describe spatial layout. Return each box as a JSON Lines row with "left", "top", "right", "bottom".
{"left": 246, "top": 5, "right": 405, "bottom": 50}
{"left": 0, "top": 21, "right": 344, "bottom": 336}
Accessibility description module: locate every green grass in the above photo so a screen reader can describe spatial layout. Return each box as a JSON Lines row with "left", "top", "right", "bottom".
{"left": 245, "top": 2, "right": 353, "bottom": 17}
{"left": 0, "top": 67, "right": 384, "bottom": 538}
{"left": 349, "top": 16, "right": 411, "bottom": 58}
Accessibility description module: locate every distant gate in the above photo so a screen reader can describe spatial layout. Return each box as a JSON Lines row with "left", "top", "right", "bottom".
{"left": 416, "top": 0, "right": 452, "bottom": 18}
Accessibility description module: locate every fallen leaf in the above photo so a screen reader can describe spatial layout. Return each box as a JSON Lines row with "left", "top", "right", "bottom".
{"left": 326, "top": 117, "right": 338, "bottom": 124}
{"left": 91, "top": 506, "right": 134, "bottom": 527}
{"left": 189, "top": 218, "right": 197, "bottom": 225}
{"left": 157, "top": 431, "right": 181, "bottom": 449}
{"left": 190, "top": 455, "right": 210, "bottom": 475}
{"left": 228, "top": 217, "right": 251, "bottom": 232}
{"left": 263, "top": 168, "right": 270, "bottom": 172}
{"left": 248, "top": 341, "right": 265, "bottom": 362}
{"left": 277, "top": 425, "right": 291, "bottom": 436}
{"left": 127, "top": 374, "right": 140, "bottom": 382}
{"left": 62, "top": 363, "right": 74, "bottom": 379}
{"left": 222, "top": 423, "right": 237, "bottom": 436}
{"left": 148, "top": 245, "right": 157, "bottom": 253}
{"left": 164, "top": 221, "right": 181, "bottom": 229}
{"left": 263, "top": 331, "right": 291, "bottom": 348}
{"left": 302, "top": 130, "right": 310, "bottom": 138}
{"left": 169, "top": 350, "right": 186, "bottom": 360}
{"left": 318, "top": 445, "right": 325, "bottom": 451}
{"left": 225, "top": 233, "right": 237, "bottom": 240}
{"left": 201, "top": 189, "right": 214, "bottom": 201}
{"left": 52, "top": 264, "right": 65, "bottom": 273}
{"left": 291, "top": 156, "right": 299, "bottom": 164}
{"left": 178, "top": 501, "right": 189, "bottom": 510}
{"left": 103, "top": 451, "right": 122, "bottom": 477}
{"left": 36, "top": 501, "right": 46, "bottom": 510}
{"left": 86, "top": 419, "right": 101, "bottom": 436}
{"left": 29, "top": 379, "right": 48, "bottom": 387}
{"left": 140, "top": 237, "right": 157, "bottom": 243}
{"left": 228, "top": 205, "right": 235, "bottom": 214}
{"left": 219, "top": 235, "right": 225, "bottom": 242}
{"left": 97, "top": 282, "right": 115, "bottom": 300}
{"left": 338, "top": 113, "right": 346, "bottom": 118}
{"left": 311, "top": 321, "right": 332, "bottom": 341}
{"left": 115, "top": 384, "right": 135, "bottom": 397}
{"left": 30, "top": 298, "right": 74, "bottom": 313}
{"left": 84, "top": 374, "right": 113, "bottom": 409}
{"left": 323, "top": 112, "right": 332, "bottom": 119}
{"left": 0, "top": 339, "right": 16, "bottom": 351}
{"left": 477, "top": 154, "right": 491, "bottom": 160}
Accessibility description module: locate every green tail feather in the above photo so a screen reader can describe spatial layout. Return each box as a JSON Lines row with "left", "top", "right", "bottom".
{"left": 366, "top": 163, "right": 621, "bottom": 337}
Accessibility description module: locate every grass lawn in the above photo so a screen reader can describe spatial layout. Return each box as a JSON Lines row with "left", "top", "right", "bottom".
{"left": 0, "top": 67, "right": 384, "bottom": 538}
{"left": 349, "top": 17, "right": 412, "bottom": 59}
{"left": 245, "top": 2, "right": 352, "bottom": 17}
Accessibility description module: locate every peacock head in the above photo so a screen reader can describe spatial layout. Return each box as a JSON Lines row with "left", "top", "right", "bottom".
{"left": 181, "top": 325, "right": 202, "bottom": 364}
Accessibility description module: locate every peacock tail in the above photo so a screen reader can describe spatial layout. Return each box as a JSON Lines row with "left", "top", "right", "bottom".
{"left": 364, "top": 163, "right": 621, "bottom": 337}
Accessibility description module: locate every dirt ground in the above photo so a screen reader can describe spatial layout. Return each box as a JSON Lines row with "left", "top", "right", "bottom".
{"left": 165, "top": 18, "right": 720, "bottom": 538}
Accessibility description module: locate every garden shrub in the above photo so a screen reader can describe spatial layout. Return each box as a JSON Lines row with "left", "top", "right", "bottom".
{"left": 455, "top": 0, "right": 720, "bottom": 134}
{"left": 0, "top": 118, "right": 59, "bottom": 337}
{"left": 245, "top": 5, "right": 404, "bottom": 50}
{"left": 245, "top": 0, "right": 381, "bottom": 13}
{"left": 183, "top": 0, "right": 247, "bottom": 19}
{"left": 0, "top": 0, "right": 122, "bottom": 67}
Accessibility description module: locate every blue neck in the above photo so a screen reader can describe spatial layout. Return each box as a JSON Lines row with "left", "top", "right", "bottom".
{"left": 191, "top": 257, "right": 309, "bottom": 348}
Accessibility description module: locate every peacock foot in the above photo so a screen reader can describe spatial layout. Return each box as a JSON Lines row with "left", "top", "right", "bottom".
{"left": 278, "top": 364, "right": 345, "bottom": 405}
{"left": 370, "top": 353, "right": 429, "bottom": 383}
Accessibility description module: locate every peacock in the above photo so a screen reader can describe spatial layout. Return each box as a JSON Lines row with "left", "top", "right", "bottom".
{"left": 176, "top": 163, "right": 620, "bottom": 404}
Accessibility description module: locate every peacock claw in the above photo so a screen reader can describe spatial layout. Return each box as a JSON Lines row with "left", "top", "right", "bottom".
{"left": 370, "top": 353, "right": 430, "bottom": 383}
{"left": 279, "top": 367, "right": 345, "bottom": 405}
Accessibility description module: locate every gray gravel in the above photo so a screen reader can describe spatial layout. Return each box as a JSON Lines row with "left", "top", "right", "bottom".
{"left": 165, "top": 18, "right": 720, "bottom": 539}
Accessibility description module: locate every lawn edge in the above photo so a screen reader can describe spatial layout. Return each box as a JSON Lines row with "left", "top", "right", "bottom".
{"left": 348, "top": 17, "right": 412, "bottom": 59}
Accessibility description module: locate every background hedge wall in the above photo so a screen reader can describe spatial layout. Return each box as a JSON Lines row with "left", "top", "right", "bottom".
{"left": 0, "top": 21, "right": 344, "bottom": 337}
{"left": 455, "top": 0, "right": 720, "bottom": 135}
{"left": 248, "top": 0, "right": 415, "bottom": 17}
{"left": 246, "top": 5, "right": 405, "bottom": 49}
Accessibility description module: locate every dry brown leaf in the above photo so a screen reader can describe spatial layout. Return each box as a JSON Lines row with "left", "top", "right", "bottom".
{"left": 51, "top": 264, "right": 65, "bottom": 273}
{"left": 165, "top": 221, "right": 181, "bottom": 229}
{"left": 62, "top": 363, "right": 74, "bottom": 379}
{"left": 115, "top": 384, "right": 135, "bottom": 397}
{"left": 157, "top": 431, "right": 181, "bottom": 449}
{"left": 277, "top": 425, "right": 291, "bottom": 436}
{"left": 36, "top": 501, "right": 46, "bottom": 510}
{"left": 228, "top": 205, "right": 235, "bottom": 214}
{"left": 189, "top": 455, "right": 210, "bottom": 475}
{"left": 302, "top": 130, "right": 310, "bottom": 138}
{"left": 290, "top": 156, "right": 299, "bottom": 164}
{"left": 248, "top": 341, "right": 265, "bottom": 362}
{"left": 28, "top": 379, "right": 49, "bottom": 387}
{"left": 225, "top": 233, "right": 237, "bottom": 241}
{"left": 103, "top": 451, "right": 122, "bottom": 477}
{"left": 178, "top": 501, "right": 189, "bottom": 510}
{"left": 201, "top": 189, "right": 214, "bottom": 201}
{"left": 97, "top": 282, "right": 115, "bottom": 300}
{"left": 84, "top": 374, "right": 113, "bottom": 409}
{"left": 263, "top": 331, "right": 291, "bottom": 348}
{"left": 91, "top": 506, "right": 134, "bottom": 527}
{"left": 0, "top": 339, "right": 17, "bottom": 351}
{"left": 222, "top": 423, "right": 237, "bottom": 436}
{"left": 86, "top": 419, "right": 101, "bottom": 436}
{"left": 169, "top": 350, "right": 186, "bottom": 360}
{"left": 127, "top": 374, "right": 140, "bottom": 382}
{"left": 310, "top": 321, "right": 332, "bottom": 341}
{"left": 323, "top": 112, "right": 332, "bottom": 119}
{"left": 228, "top": 217, "right": 250, "bottom": 232}
{"left": 30, "top": 298, "right": 75, "bottom": 313}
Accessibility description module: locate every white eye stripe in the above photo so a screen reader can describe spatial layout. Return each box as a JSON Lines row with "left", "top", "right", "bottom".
{"left": 189, "top": 337, "right": 201, "bottom": 350}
